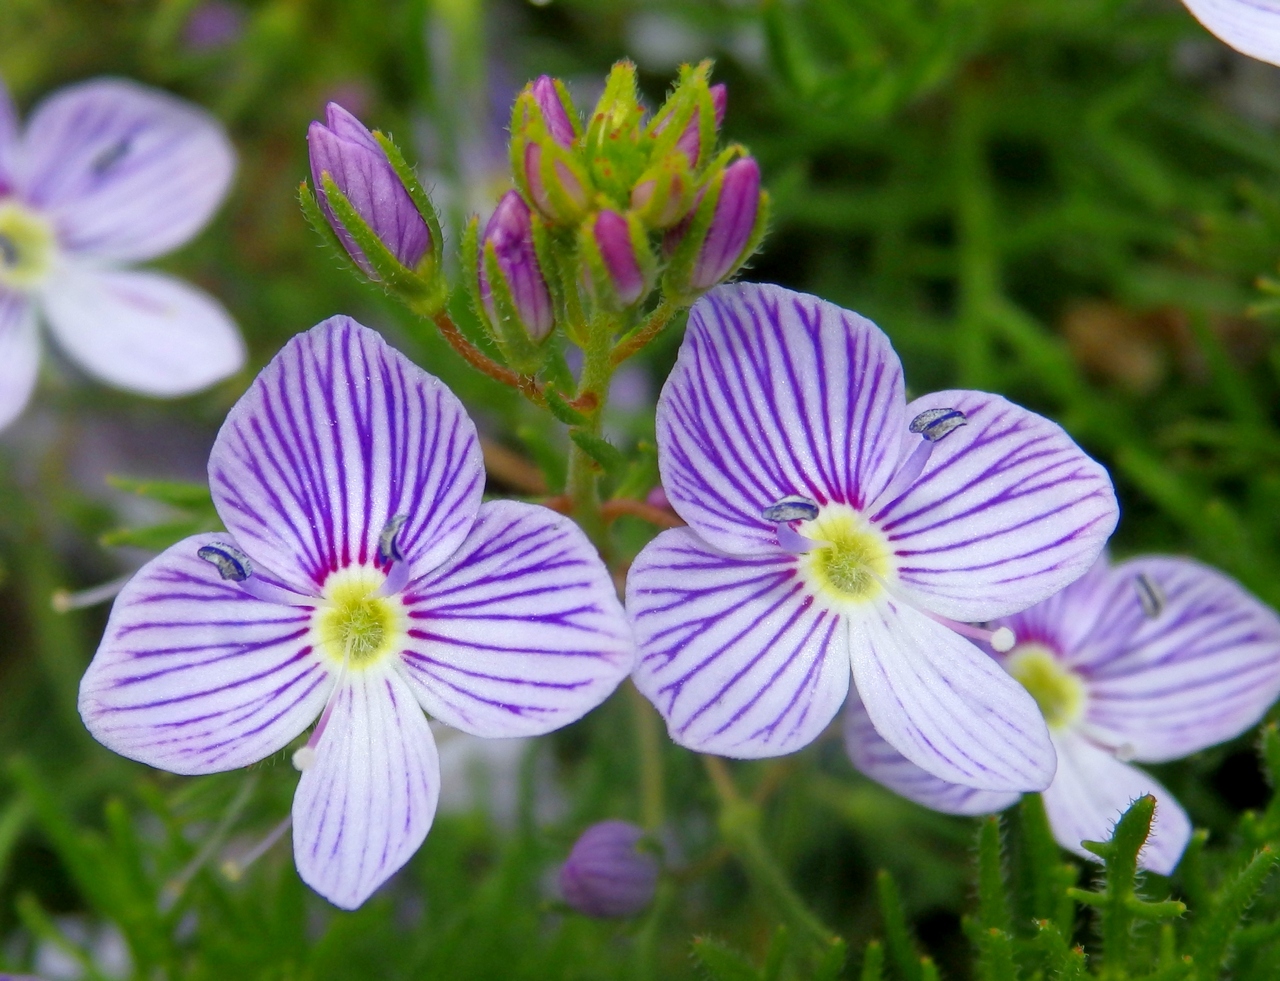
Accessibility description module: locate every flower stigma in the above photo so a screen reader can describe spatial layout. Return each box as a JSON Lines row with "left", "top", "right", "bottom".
{"left": 0, "top": 200, "right": 57, "bottom": 291}
{"left": 1006, "top": 644, "right": 1086, "bottom": 729}
{"left": 798, "top": 504, "right": 892, "bottom": 604}
{"left": 314, "top": 567, "right": 405, "bottom": 668}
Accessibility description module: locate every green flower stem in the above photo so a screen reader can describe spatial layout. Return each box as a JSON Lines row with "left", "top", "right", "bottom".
{"left": 702, "top": 755, "right": 835, "bottom": 951}
{"left": 628, "top": 682, "right": 665, "bottom": 830}
{"left": 611, "top": 298, "right": 680, "bottom": 366}
{"left": 565, "top": 313, "right": 616, "bottom": 551}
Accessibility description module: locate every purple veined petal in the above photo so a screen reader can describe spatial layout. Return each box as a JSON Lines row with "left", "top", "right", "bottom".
{"left": 397, "top": 500, "right": 634, "bottom": 738}
{"left": 850, "top": 597, "right": 1055, "bottom": 792}
{"left": 997, "top": 552, "right": 1116, "bottom": 661}
{"left": 627, "top": 527, "right": 850, "bottom": 758}
{"left": 1076, "top": 556, "right": 1280, "bottom": 763}
{"left": 1181, "top": 0, "right": 1280, "bottom": 67}
{"left": 0, "top": 291, "right": 39, "bottom": 431}
{"left": 1041, "top": 730, "right": 1191, "bottom": 876}
{"left": 210, "top": 316, "right": 485, "bottom": 593}
{"left": 292, "top": 665, "right": 439, "bottom": 909}
{"left": 78, "top": 533, "right": 331, "bottom": 775}
{"left": 657, "top": 283, "right": 907, "bottom": 557}
{"left": 874, "top": 390, "right": 1118, "bottom": 623}
{"left": 16, "top": 78, "right": 235, "bottom": 263}
{"left": 39, "top": 266, "right": 245, "bottom": 396}
{"left": 844, "top": 686, "right": 1019, "bottom": 816}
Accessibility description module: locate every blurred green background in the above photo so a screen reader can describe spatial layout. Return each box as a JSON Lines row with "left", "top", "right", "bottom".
{"left": 6, "top": 0, "right": 1280, "bottom": 977}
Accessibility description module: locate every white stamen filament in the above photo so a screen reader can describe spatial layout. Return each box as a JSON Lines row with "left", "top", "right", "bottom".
{"left": 51, "top": 574, "right": 133, "bottom": 613}
{"left": 221, "top": 815, "right": 293, "bottom": 882}
{"left": 1077, "top": 722, "right": 1136, "bottom": 762}
{"left": 293, "top": 642, "right": 353, "bottom": 772}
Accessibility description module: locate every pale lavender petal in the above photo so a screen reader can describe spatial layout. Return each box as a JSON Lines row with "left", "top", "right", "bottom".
{"left": 850, "top": 598, "right": 1055, "bottom": 791}
{"left": 875, "top": 390, "right": 1117, "bottom": 622}
{"left": 843, "top": 687, "right": 1019, "bottom": 816}
{"left": 397, "top": 500, "right": 634, "bottom": 737}
{"left": 17, "top": 78, "right": 235, "bottom": 263}
{"left": 1041, "top": 731, "right": 1191, "bottom": 876}
{"left": 658, "top": 282, "right": 906, "bottom": 556}
{"left": 627, "top": 527, "right": 850, "bottom": 758}
{"left": 1077, "top": 556, "right": 1280, "bottom": 763}
{"left": 0, "top": 291, "right": 39, "bottom": 431}
{"left": 1182, "top": 0, "right": 1280, "bottom": 67}
{"left": 41, "top": 267, "right": 244, "bottom": 396}
{"left": 293, "top": 666, "right": 439, "bottom": 909}
{"left": 78, "top": 533, "right": 330, "bottom": 775}
{"left": 0, "top": 76, "right": 17, "bottom": 193}
{"left": 209, "top": 316, "right": 484, "bottom": 593}
{"left": 997, "top": 552, "right": 1116, "bottom": 660}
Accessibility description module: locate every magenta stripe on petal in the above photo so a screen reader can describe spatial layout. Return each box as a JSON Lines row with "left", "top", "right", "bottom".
{"left": 209, "top": 316, "right": 485, "bottom": 592}
{"left": 657, "top": 283, "right": 907, "bottom": 557}
{"left": 78, "top": 534, "right": 331, "bottom": 775}
{"left": 397, "top": 500, "right": 634, "bottom": 738}
{"left": 628, "top": 527, "right": 851, "bottom": 758}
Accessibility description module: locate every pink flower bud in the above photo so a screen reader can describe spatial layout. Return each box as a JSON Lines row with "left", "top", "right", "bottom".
{"left": 591, "top": 210, "right": 648, "bottom": 306}
{"left": 690, "top": 157, "right": 761, "bottom": 290}
{"left": 530, "top": 75, "right": 578, "bottom": 148}
{"left": 523, "top": 143, "right": 589, "bottom": 226}
{"left": 479, "top": 191, "right": 554, "bottom": 341}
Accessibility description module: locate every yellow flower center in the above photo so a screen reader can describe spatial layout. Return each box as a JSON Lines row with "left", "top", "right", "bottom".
{"left": 1006, "top": 644, "right": 1086, "bottom": 729}
{"left": 799, "top": 506, "right": 892, "bottom": 605}
{"left": 313, "top": 568, "right": 403, "bottom": 668}
{"left": 0, "top": 200, "right": 57, "bottom": 291}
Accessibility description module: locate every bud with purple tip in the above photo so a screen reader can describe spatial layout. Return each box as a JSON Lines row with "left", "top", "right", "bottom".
{"left": 664, "top": 155, "right": 767, "bottom": 296}
{"left": 511, "top": 78, "right": 591, "bottom": 227}
{"left": 581, "top": 209, "right": 653, "bottom": 309}
{"left": 306, "top": 103, "right": 435, "bottom": 278}
{"left": 558, "top": 820, "right": 659, "bottom": 918}
{"left": 478, "top": 191, "right": 555, "bottom": 344}
{"left": 528, "top": 75, "right": 579, "bottom": 148}
{"left": 672, "top": 82, "right": 727, "bottom": 170}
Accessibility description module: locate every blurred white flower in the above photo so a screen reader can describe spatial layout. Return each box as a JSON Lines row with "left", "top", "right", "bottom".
{"left": 1183, "top": 0, "right": 1280, "bottom": 66}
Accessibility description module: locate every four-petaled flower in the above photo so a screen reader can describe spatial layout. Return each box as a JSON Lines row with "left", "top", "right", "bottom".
{"left": 627, "top": 283, "right": 1118, "bottom": 795}
{"left": 79, "top": 316, "right": 635, "bottom": 909}
{"left": 0, "top": 77, "right": 244, "bottom": 430}
{"left": 846, "top": 554, "right": 1280, "bottom": 873}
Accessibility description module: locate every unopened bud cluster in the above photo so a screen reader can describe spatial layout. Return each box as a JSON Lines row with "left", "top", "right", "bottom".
{"left": 303, "top": 59, "right": 767, "bottom": 383}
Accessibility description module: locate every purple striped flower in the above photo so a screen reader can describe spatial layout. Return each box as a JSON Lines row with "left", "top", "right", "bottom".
{"left": 1181, "top": 0, "right": 1280, "bottom": 66}
{"left": 78, "top": 316, "right": 635, "bottom": 910}
{"left": 847, "top": 554, "right": 1280, "bottom": 874}
{"left": 627, "top": 283, "right": 1118, "bottom": 793}
{"left": 0, "top": 77, "right": 243, "bottom": 431}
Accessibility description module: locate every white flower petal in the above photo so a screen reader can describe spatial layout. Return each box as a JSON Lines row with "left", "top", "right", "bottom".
{"left": 293, "top": 666, "right": 439, "bottom": 909}
{"left": 657, "top": 282, "right": 907, "bottom": 556}
{"left": 0, "top": 291, "right": 39, "bottom": 431}
{"left": 78, "top": 534, "right": 331, "bottom": 774}
{"left": 1042, "top": 731, "right": 1191, "bottom": 876}
{"left": 628, "top": 527, "right": 851, "bottom": 758}
{"left": 17, "top": 78, "right": 235, "bottom": 263}
{"left": 850, "top": 597, "right": 1055, "bottom": 792}
{"left": 875, "top": 390, "right": 1117, "bottom": 622}
{"left": 844, "top": 686, "right": 1019, "bottom": 816}
{"left": 41, "top": 266, "right": 244, "bottom": 396}
{"left": 1182, "top": 0, "right": 1280, "bottom": 67}
{"left": 397, "top": 500, "right": 634, "bottom": 738}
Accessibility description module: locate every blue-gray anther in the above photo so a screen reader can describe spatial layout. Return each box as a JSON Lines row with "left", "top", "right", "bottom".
{"left": 909, "top": 407, "right": 967, "bottom": 442}
{"left": 197, "top": 542, "right": 253, "bottom": 581}
{"left": 762, "top": 496, "right": 820, "bottom": 523}
{"left": 379, "top": 514, "right": 409, "bottom": 564}
{"left": 1134, "top": 573, "right": 1164, "bottom": 619}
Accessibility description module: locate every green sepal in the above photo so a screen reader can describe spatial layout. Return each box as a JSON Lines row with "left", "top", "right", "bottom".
{"left": 544, "top": 389, "right": 589, "bottom": 427}
{"left": 858, "top": 941, "right": 884, "bottom": 981}
{"left": 584, "top": 60, "right": 648, "bottom": 200}
{"left": 299, "top": 180, "right": 361, "bottom": 274}
{"left": 647, "top": 61, "right": 716, "bottom": 171}
{"left": 578, "top": 210, "right": 655, "bottom": 313}
{"left": 569, "top": 430, "right": 626, "bottom": 477}
{"left": 1190, "top": 845, "right": 1278, "bottom": 977}
{"left": 631, "top": 153, "right": 697, "bottom": 230}
{"left": 529, "top": 212, "right": 568, "bottom": 326}
{"left": 536, "top": 138, "right": 592, "bottom": 226}
{"left": 481, "top": 241, "right": 546, "bottom": 374}
{"left": 689, "top": 935, "right": 760, "bottom": 981}
{"left": 876, "top": 870, "right": 923, "bottom": 981}
{"left": 320, "top": 173, "right": 448, "bottom": 314}
{"left": 373, "top": 130, "right": 445, "bottom": 274}
{"left": 813, "top": 936, "right": 847, "bottom": 981}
